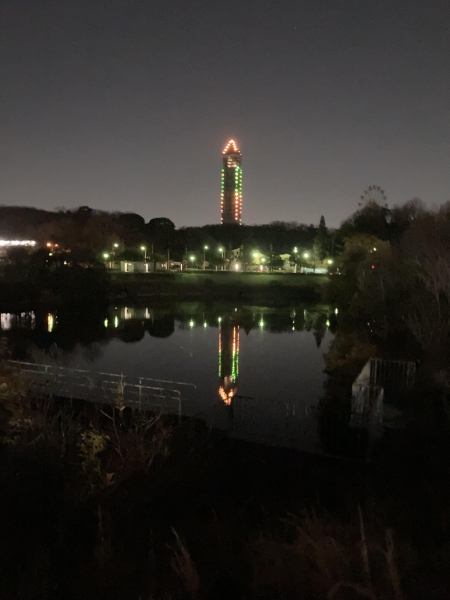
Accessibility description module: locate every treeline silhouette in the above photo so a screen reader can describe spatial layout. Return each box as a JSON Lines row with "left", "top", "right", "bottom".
{"left": 0, "top": 205, "right": 320, "bottom": 261}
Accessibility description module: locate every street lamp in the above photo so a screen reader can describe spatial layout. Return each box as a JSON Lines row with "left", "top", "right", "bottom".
{"left": 261, "top": 257, "right": 266, "bottom": 263}
{"left": 141, "top": 246, "right": 147, "bottom": 261}
{"left": 203, "top": 245, "right": 209, "bottom": 270}
{"left": 103, "top": 252, "right": 110, "bottom": 263}
{"left": 327, "top": 259, "right": 333, "bottom": 265}
{"left": 293, "top": 247, "right": 298, "bottom": 254}
{"left": 303, "top": 252, "right": 310, "bottom": 259}
{"left": 189, "top": 255, "right": 195, "bottom": 269}
{"left": 111, "top": 242, "right": 119, "bottom": 268}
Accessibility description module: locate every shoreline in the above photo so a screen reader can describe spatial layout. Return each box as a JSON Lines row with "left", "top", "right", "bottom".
{"left": 109, "top": 271, "right": 328, "bottom": 303}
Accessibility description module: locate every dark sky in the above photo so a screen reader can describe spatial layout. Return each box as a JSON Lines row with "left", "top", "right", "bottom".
{"left": 2, "top": 0, "right": 450, "bottom": 228}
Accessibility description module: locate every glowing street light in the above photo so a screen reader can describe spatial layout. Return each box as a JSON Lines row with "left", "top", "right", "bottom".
{"left": 110, "top": 242, "right": 119, "bottom": 268}
{"left": 141, "top": 245, "right": 147, "bottom": 261}
{"left": 203, "top": 245, "right": 209, "bottom": 270}
{"left": 293, "top": 247, "right": 298, "bottom": 253}
{"left": 261, "top": 257, "right": 266, "bottom": 263}
{"left": 103, "top": 252, "right": 109, "bottom": 260}
{"left": 189, "top": 255, "right": 195, "bottom": 268}
{"left": 253, "top": 251, "right": 259, "bottom": 258}
{"left": 303, "top": 252, "right": 309, "bottom": 259}
{"left": 327, "top": 259, "right": 333, "bottom": 265}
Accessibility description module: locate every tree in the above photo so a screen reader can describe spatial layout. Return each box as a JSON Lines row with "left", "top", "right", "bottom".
{"left": 313, "top": 215, "right": 332, "bottom": 261}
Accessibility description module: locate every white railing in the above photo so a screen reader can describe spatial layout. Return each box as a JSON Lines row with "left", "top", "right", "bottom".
{"left": 7, "top": 360, "right": 196, "bottom": 417}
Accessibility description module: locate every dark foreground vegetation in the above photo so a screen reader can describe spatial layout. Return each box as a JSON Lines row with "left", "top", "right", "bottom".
{"left": 3, "top": 199, "right": 450, "bottom": 597}
{"left": 1, "top": 367, "right": 450, "bottom": 600}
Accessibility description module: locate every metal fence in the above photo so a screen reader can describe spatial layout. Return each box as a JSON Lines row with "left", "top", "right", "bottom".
{"left": 7, "top": 360, "right": 196, "bottom": 416}
{"left": 350, "top": 357, "right": 416, "bottom": 430}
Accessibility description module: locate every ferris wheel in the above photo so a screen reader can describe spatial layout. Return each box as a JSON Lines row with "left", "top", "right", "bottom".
{"left": 359, "top": 185, "right": 387, "bottom": 207}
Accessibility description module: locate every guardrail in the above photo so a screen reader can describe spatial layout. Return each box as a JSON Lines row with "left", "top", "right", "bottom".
{"left": 7, "top": 360, "right": 196, "bottom": 416}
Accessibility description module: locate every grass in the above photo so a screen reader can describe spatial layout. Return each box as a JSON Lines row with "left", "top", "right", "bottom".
{"left": 113, "top": 270, "right": 328, "bottom": 286}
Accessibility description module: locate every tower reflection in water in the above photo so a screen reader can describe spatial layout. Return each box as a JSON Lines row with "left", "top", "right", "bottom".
{"left": 218, "top": 318, "right": 239, "bottom": 405}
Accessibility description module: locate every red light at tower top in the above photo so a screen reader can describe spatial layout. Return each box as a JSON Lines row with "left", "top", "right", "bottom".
{"left": 221, "top": 139, "right": 242, "bottom": 225}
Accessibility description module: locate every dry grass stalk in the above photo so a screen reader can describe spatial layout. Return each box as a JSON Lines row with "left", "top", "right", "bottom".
{"left": 169, "top": 529, "right": 199, "bottom": 599}
{"left": 358, "top": 504, "right": 372, "bottom": 585}
{"left": 383, "top": 529, "right": 404, "bottom": 600}
{"left": 327, "top": 581, "right": 377, "bottom": 599}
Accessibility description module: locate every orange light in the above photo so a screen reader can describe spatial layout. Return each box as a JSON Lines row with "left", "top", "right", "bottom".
{"left": 222, "top": 139, "right": 240, "bottom": 154}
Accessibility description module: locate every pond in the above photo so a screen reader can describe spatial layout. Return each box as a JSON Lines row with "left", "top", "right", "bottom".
{"left": 0, "top": 301, "right": 336, "bottom": 452}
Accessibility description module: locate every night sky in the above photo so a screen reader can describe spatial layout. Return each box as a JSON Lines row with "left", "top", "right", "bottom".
{"left": 2, "top": 0, "right": 450, "bottom": 228}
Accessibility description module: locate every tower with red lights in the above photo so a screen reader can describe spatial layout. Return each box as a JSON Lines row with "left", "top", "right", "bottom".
{"left": 221, "top": 139, "right": 242, "bottom": 225}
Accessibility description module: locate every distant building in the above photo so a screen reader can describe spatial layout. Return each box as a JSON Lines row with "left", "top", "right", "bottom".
{"left": 221, "top": 139, "right": 242, "bottom": 225}
{"left": 120, "top": 261, "right": 153, "bottom": 273}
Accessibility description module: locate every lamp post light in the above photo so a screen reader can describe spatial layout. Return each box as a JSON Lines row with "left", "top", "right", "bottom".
{"left": 303, "top": 252, "right": 310, "bottom": 259}
{"left": 292, "top": 247, "right": 298, "bottom": 273}
{"left": 140, "top": 246, "right": 147, "bottom": 261}
{"left": 111, "top": 242, "right": 119, "bottom": 268}
{"left": 203, "top": 245, "right": 209, "bottom": 270}
{"left": 218, "top": 246, "right": 225, "bottom": 271}
{"left": 327, "top": 259, "right": 333, "bottom": 265}
{"left": 189, "top": 255, "right": 195, "bottom": 269}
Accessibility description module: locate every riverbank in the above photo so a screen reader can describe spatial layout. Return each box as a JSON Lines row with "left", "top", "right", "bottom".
{"left": 1, "top": 384, "right": 450, "bottom": 599}
{"left": 109, "top": 271, "right": 328, "bottom": 303}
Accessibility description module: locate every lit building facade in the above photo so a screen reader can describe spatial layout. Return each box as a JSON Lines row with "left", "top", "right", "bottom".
{"left": 218, "top": 320, "right": 239, "bottom": 404}
{"left": 221, "top": 139, "right": 242, "bottom": 225}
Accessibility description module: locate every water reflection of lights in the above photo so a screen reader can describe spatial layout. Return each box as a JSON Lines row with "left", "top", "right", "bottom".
{"left": 0, "top": 239, "right": 36, "bottom": 247}
{"left": 218, "top": 323, "right": 239, "bottom": 405}
{"left": 1, "top": 312, "right": 36, "bottom": 331}
{"left": 47, "top": 313, "right": 55, "bottom": 332}
{"left": 114, "top": 316, "right": 119, "bottom": 328}
{"left": 104, "top": 318, "right": 109, "bottom": 328}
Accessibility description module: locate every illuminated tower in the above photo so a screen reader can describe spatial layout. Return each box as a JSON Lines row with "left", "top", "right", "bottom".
{"left": 221, "top": 139, "right": 242, "bottom": 225}
{"left": 218, "top": 321, "right": 239, "bottom": 404}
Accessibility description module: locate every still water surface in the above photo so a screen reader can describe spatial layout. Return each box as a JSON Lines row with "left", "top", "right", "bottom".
{"left": 1, "top": 302, "right": 335, "bottom": 452}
